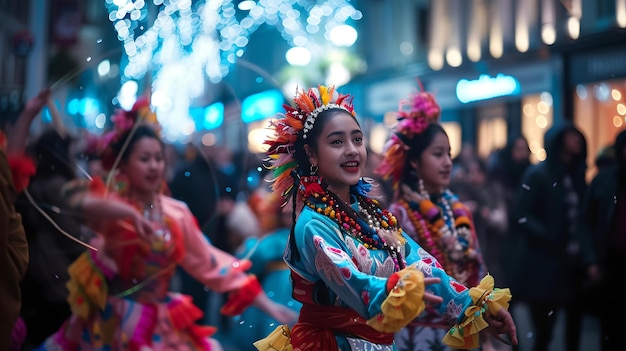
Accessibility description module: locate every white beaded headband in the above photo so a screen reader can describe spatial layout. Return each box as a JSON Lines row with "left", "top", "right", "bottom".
{"left": 302, "top": 103, "right": 352, "bottom": 139}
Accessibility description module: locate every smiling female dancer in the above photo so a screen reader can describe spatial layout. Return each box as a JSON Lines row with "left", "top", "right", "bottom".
{"left": 37, "top": 98, "right": 296, "bottom": 351}
{"left": 253, "top": 85, "right": 518, "bottom": 351}
{"left": 375, "top": 86, "right": 505, "bottom": 350}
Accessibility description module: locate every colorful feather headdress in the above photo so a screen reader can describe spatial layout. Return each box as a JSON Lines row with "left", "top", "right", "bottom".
{"left": 375, "top": 82, "right": 441, "bottom": 189}
{"left": 264, "top": 85, "right": 356, "bottom": 205}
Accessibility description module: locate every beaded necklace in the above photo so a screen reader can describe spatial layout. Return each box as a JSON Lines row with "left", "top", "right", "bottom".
{"left": 397, "top": 188, "right": 474, "bottom": 272}
{"left": 299, "top": 176, "right": 406, "bottom": 271}
{"left": 128, "top": 194, "right": 175, "bottom": 253}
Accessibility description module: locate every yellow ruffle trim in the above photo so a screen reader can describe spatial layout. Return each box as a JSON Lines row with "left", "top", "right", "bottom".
{"left": 442, "top": 274, "right": 512, "bottom": 349}
{"left": 366, "top": 266, "right": 426, "bottom": 333}
{"left": 66, "top": 252, "right": 109, "bottom": 320}
{"left": 253, "top": 324, "right": 293, "bottom": 351}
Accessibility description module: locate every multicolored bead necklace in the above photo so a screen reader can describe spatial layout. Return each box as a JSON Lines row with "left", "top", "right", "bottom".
{"left": 299, "top": 175, "right": 406, "bottom": 270}
{"left": 397, "top": 188, "right": 475, "bottom": 274}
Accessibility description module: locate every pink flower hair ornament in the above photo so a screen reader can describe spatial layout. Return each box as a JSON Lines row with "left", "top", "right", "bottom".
{"left": 375, "top": 83, "right": 441, "bottom": 190}
{"left": 264, "top": 85, "right": 356, "bottom": 206}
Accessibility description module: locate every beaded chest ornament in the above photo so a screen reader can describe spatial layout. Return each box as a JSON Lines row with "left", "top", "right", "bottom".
{"left": 299, "top": 175, "right": 407, "bottom": 271}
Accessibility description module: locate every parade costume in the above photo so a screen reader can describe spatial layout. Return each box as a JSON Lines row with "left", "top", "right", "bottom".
{"left": 254, "top": 85, "right": 511, "bottom": 351}
{"left": 38, "top": 99, "right": 264, "bottom": 351}
{"left": 376, "top": 86, "right": 488, "bottom": 351}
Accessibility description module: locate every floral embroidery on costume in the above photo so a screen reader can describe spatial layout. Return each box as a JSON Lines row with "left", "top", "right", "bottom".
{"left": 346, "top": 238, "right": 374, "bottom": 274}
{"left": 314, "top": 238, "right": 352, "bottom": 285}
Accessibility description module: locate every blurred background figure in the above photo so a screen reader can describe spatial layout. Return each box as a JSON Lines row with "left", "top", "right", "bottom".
{"left": 487, "top": 134, "right": 532, "bottom": 209}
{"left": 169, "top": 142, "right": 246, "bottom": 325}
{"left": 451, "top": 141, "right": 479, "bottom": 183}
{"left": 364, "top": 146, "right": 394, "bottom": 208}
{"left": 0, "top": 89, "right": 48, "bottom": 351}
{"left": 577, "top": 129, "right": 626, "bottom": 351}
{"left": 15, "top": 128, "right": 94, "bottom": 350}
{"left": 169, "top": 143, "right": 224, "bottom": 234}
{"left": 486, "top": 134, "right": 532, "bottom": 286}
{"left": 0, "top": 143, "right": 30, "bottom": 351}
{"left": 510, "top": 122, "right": 588, "bottom": 351}
{"left": 219, "top": 188, "right": 302, "bottom": 351}
{"left": 593, "top": 144, "right": 616, "bottom": 176}
{"left": 451, "top": 158, "right": 509, "bottom": 283}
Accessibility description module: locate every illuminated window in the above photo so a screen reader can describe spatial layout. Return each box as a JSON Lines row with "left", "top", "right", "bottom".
{"left": 477, "top": 116, "right": 507, "bottom": 159}
{"left": 574, "top": 80, "right": 626, "bottom": 180}
{"left": 522, "top": 93, "right": 553, "bottom": 164}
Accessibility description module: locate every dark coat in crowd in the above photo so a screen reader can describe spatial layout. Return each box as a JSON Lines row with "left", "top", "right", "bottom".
{"left": 509, "top": 122, "right": 587, "bottom": 303}
{"left": 14, "top": 130, "right": 90, "bottom": 347}
{"left": 577, "top": 130, "right": 626, "bottom": 270}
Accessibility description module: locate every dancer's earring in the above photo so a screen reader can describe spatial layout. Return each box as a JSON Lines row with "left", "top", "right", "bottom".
{"left": 418, "top": 178, "right": 428, "bottom": 198}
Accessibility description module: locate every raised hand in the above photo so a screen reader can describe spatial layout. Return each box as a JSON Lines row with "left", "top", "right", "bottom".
{"left": 6, "top": 88, "right": 51, "bottom": 154}
{"left": 422, "top": 277, "right": 444, "bottom": 305}
{"left": 483, "top": 307, "right": 518, "bottom": 346}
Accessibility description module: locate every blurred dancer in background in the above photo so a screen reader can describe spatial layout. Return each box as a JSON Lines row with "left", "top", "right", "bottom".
{"left": 37, "top": 98, "right": 296, "bottom": 351}
{"left": 223, "top": 189, "right": 302, "bottom": 351}
{"left": 376, "top": 86, "right": 505, "bottom": 351}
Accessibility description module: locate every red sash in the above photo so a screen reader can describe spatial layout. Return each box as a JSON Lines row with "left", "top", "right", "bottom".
{"left": 290, "top": 272, "right": 394, "bottom": 349}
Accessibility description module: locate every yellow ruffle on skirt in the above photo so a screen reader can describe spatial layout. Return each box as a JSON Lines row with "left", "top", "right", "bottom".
{"left": 66, "top": 252, "right": 109, "bottom": 319}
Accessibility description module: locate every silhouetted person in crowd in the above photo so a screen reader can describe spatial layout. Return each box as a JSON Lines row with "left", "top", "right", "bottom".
{"left": 1, "top": 89, "right": 49, "bottom": 351}
{"left": 487, "top": 134, "right": 531, "bottom": 286}
{"left": 15, "top": 129, "right": 93, "bottom": 349}
{"left": 577, "top": 129, "right": 626, "bottom": 351}
{"left": 593, "top": 144, "right": 616, "bottom": 176}
{"left": 510, "top": 122, "right": 588, "bottom": 351}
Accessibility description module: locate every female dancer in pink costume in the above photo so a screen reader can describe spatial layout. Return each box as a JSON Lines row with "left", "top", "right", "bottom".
{"left": 38, "top": 98, "right": 296, "bottom": 351}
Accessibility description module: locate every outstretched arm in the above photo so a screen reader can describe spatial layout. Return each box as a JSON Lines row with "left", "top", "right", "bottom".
{"left": 62, "top": 179, "right": 153, "bottom": 239}
{"left": 171, "top": 199, "right": 297, "bottom": 324}
{"left": 6, "top": 89, "right": 50, "bottom": 155}
{"left": 46, "top": 95, "right": 68, "bottom": 139}
{"left": 251, "top": 289, "right": 298, "bottom": 325}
